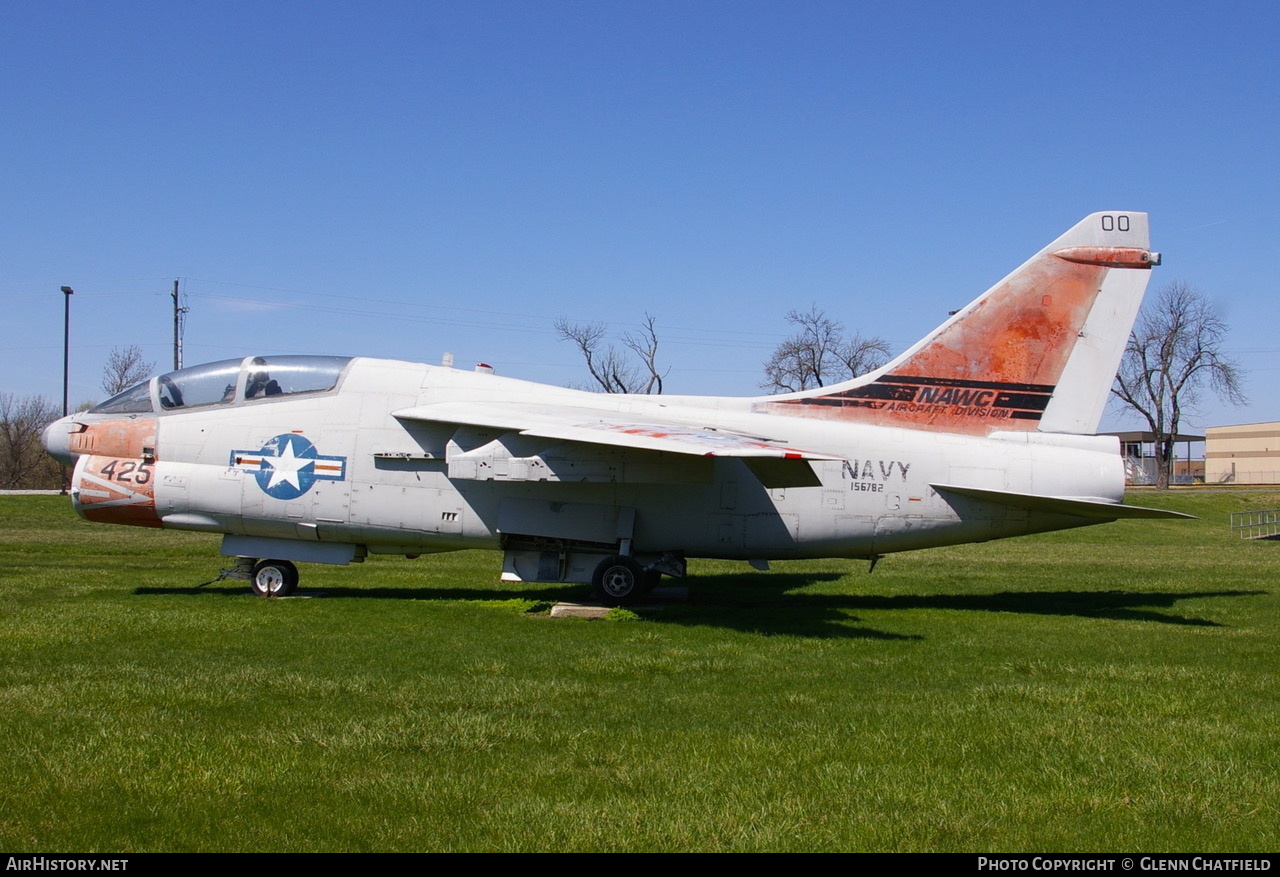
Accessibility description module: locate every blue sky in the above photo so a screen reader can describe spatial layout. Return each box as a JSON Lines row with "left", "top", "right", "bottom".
{"left": 3, "top": 0, "right": 1276, "bottom": 434}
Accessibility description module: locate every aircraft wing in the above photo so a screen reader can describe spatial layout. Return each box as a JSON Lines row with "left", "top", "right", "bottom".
{"left": 931, "top": 484, "right": 1195, "bottom": 520}
{"left": 393, "top": 401, "right": 841, "bottom": 461}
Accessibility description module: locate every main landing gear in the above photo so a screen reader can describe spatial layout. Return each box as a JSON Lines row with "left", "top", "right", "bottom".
{"left": 591, "top": 555, "right": 661, "bottom": 606}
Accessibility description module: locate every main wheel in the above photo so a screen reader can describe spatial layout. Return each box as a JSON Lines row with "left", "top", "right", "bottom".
{"left": 250, "top": 559, "right": 298, "bottom": 597}
{"left": 592, "top": 555, "right": 643, "bottom": 606}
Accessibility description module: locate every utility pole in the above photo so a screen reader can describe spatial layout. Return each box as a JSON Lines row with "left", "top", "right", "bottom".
{"left": 171, "top": 279, "right": 187, "bottom": 370}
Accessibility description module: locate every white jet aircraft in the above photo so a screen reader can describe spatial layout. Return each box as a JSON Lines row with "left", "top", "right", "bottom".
{"left": 43, "top": 211, "right": 1185, "bottom": 603}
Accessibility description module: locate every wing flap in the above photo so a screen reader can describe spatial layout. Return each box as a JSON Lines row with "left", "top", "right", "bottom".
{"left": 932, "top": 483, "right": 1194, "bottom": 520}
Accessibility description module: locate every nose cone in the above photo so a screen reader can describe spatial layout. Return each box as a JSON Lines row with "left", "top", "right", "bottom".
{"left": 41, "top": 416, "right": 76, "bottom": 464}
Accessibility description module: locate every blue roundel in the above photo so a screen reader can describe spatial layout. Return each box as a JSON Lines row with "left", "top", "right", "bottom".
{"left": 231, "top": 433, "right": 348, "bottom": 500}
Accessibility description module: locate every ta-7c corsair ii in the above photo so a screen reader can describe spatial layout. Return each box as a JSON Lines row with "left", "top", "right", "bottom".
{"left": 43, "top": 212, "right": 1183, "bottom": 603}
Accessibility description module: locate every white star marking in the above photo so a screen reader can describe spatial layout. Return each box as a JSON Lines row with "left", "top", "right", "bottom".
{"left": 265, "top": 439, "right": 314, "bottom": 491}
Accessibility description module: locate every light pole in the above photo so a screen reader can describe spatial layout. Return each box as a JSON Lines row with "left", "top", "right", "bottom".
{"left": 59, "top": 286, "right": 74, "bottom": 495}
{"left": 60, "top": 286, "right": 74, "bottom": 417}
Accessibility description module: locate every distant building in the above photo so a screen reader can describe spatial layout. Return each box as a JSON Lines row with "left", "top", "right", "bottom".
{"left": 1174, "top": 458, "right": 1205, "bottom": 481}
{"left": 1205, "top": 421, "right": 1280, "bottom": 484}
{"left": 1103, "top": 431, "right": 1205, "bottom": 485}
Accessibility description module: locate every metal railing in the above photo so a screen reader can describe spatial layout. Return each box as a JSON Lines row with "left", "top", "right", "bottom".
{"left": 1215, "top": 470, "right": 1280, "bottom": 485}
{"left": 1230, "top": 509, "right": 1280, "bottom": 540}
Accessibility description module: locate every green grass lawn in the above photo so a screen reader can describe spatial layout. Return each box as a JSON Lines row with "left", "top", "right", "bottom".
{"left": 1, "top": 491, "right": 1277, "bottom": 852}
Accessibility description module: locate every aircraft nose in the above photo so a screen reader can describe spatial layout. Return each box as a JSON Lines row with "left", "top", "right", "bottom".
{"left": 41, "top": 416, "right": 75, "bottom": 465}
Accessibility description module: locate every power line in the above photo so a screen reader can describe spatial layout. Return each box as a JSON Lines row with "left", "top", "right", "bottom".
{"left": 180, "top": 276, "right": 797, "bottom": 343}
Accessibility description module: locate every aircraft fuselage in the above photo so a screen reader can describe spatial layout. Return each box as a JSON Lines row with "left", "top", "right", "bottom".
{"left": 50, "top": 355, "right": 1124, "bottom": 582}
{"left": 42, "top": 212, "right": 1179, "bottom": 600}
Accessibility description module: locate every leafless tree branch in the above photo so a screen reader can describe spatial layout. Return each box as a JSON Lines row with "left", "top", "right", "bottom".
{"left": 0, "top": 393, "right": 62, "bottom": 489}
{"left": 1111, "top": 281, "right": 1246, "bottom": 488}
{"left": 555, "top": 314, "right": 668, "bottom": 394}
{"left": 762, "top": 305, "right": 891, "bottom": 393}
{"left": 102, "top": 345, "right": 155, "bottom": 396}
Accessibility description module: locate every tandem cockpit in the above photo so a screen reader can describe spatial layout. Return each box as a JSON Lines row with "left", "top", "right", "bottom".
{"left": 42, "top": 355, "right": 355, "bottom": 465}
{"left": 90, "top": 355, "right": 355, "bottom": 416}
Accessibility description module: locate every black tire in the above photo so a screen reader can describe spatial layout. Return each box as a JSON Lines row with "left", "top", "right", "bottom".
{"left": 250, "top": 559, "right": 298, "bottom": 597}
{"left": 592, "top": 555, "right": 643, "bottom": 606}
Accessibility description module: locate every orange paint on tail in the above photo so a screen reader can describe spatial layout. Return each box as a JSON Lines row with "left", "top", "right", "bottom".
{"left": 755, "top": 240, "right": 1155, "bottom": 436}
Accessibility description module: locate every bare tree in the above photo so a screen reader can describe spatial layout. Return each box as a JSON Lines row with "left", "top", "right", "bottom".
{"left": 762, "top": 305, "right": 891, "bottom": 393}
{"left": 1112, "top": 281, "right": 1246, "bottom": 488}
{"left": 102, "top": 345, "right": 155, "bottom": 396}
{"left": 555, "top": 314, "right": 668, "bottom": 394}
{"left": 0, "top": 393, "right": 62, "bottom": 489}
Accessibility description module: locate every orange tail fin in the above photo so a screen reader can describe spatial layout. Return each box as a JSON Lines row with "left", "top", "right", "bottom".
{"left": 754, "top": 212, "right": 1159, "bottom": 436}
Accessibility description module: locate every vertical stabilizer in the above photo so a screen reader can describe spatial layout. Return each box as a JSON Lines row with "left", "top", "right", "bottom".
{"left": 754, "top": 212, "right": 1158, "bottom": 436}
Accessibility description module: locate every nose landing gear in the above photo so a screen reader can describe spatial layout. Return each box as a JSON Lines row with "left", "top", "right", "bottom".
{"left": 250, "top": 559, "right": 299, "bottom": 597}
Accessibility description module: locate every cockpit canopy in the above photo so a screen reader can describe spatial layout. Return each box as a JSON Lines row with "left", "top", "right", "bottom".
{"left": 90, "top": 355, "right": 354, "bottom": 415}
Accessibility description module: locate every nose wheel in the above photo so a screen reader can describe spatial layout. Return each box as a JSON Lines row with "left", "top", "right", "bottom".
{"left": 250, "top": 559, "right": 299, "bottom": 597}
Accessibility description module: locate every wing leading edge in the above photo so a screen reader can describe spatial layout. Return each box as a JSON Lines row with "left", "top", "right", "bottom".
{"left": 392, "top": 401, "right": 840, "bottom": 461}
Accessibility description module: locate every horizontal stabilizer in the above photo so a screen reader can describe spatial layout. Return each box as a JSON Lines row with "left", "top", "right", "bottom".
{"left": 393, "top": 401, "right": 840, "bottom": 461}
{"left": 931, "top": 484, "right": 1194, "bottom": 520}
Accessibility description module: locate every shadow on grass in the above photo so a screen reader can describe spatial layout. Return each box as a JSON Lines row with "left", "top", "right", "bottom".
{"left": 136, "top": 571, "right": 1264, "bottom": 640}
{"left": 139, "top": 576, "right": 919, "bottom": 641}
{"left": 691, "top": 581, "right": 1264, "bottom": 627}
{"left": 695, "top": 569, "right": 1264, "bottom": 619}
{"left": 136, "top": 582, "right": 589, "bottom": 603}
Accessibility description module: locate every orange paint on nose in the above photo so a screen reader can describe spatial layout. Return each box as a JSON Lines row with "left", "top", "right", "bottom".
{"left": 68, "top": 418, "right": 161, "bottom": 527}
{"left": 69, "top": 418, "right": 156, "bottom": 459}
{"left": 73, "top": 454, "right": 161, "bottom": 528}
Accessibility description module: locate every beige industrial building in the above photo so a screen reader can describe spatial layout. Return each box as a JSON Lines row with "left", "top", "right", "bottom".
{"left": 1205, "top": 421, "right": 1280, "bottom": 484}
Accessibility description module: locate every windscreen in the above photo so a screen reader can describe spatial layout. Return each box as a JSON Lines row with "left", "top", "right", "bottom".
{"left": 89, "top": 381, "right": 154, "bottom": 415}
